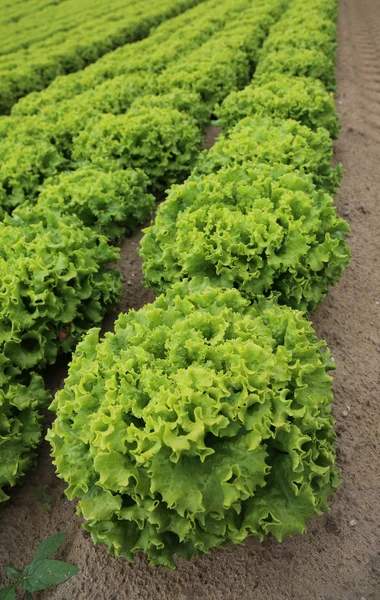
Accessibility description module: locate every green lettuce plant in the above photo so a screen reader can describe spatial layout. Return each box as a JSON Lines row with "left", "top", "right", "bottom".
{"left": 254, "top": 48, "right": 336, "bottom": 91}
{"left": 47, "top": 281, "right": 340, "bottom": 568}
{"left": 35, "top": 167, "right": 155, "bottom": 241}
{"left": 72, "top": 108, "right": 202, "bottom": 190}
{"left": 216, "top": 75, "right": 340, "bottom": 138}
{"left": 140, "top": 165, "right": 350, "bottom": 312}
{"left": 157, "top": 45, "right": 249, "bottom": 113}
{"left": 129, "top": 90, "right": 210, "bottom": 129}
{"left": 0, "top": 367, "right": 49, "bottom": 502}
{"left": 0, "top": 121, "right": 66, "bottom": 212}
{"left": 260, "top": 24, "right": 336, "bottom": 57}
{"left": 0, "top": 210, "right": 121, "bottom": 371}
{"left": 193, "top": 116, "right": 342, "bottom": 193}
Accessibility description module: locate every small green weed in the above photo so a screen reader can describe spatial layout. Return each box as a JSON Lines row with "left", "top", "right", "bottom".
{"left": 0, "top": 532, "right": 79, "bottom": 599}
{"left": 30, "top": 485, "right": 52, "bottom": 510}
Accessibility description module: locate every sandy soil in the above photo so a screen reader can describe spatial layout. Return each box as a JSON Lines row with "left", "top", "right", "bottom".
{"left": 1, "top": 0, "right": 380, "bottom": 597}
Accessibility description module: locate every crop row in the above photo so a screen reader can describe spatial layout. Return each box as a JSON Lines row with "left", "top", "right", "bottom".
{"left": 9, "top": 0, "right": 249, "bottom": 116}
{"left": 1, "top": 0, "right": 285, "bottom": 213}
{"left": 0, "top": 0, "right": 286, "bottom": 501}
{"left": 0, "top": 0, "right": 145, "bottom": 56}
{"left": 141, "top": 0, "right": 348, "bottom": 312}
{"left": 11, "top": 0, "right": 280, "bottom": 117}
{"left": 0, "top": 0, "right": 207, "bottom": 114}
{"left": 1, "top": 0, "right": 350, "bottom": 569}
{"left": 47, "top": 0, "right": 350, "bottom": 567}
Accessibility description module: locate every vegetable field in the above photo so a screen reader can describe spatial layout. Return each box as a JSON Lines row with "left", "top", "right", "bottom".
{"left": 1, "top": 0, "right": 380, "bottom": 597}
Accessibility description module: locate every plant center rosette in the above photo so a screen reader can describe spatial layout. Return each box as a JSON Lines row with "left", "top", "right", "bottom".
{"left": 47, "top": 282, "right": 339, "bottom": 568}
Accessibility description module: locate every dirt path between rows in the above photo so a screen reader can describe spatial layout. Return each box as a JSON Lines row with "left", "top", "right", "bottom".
{"left": 1, "top": 0, "right": 379, "bottom": 597}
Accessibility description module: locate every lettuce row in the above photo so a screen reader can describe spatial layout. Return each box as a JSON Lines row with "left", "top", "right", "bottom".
{"left": 47, "top": 0, "right": 344, "bottom": 561}
{"left": 0, "top": 173, "right": 122, "bottom": 499}
{"left": 0, "top": 0, "right": 288, "bottom": 498}
{"left": 216, "top": 0, "right": 340, "bottom": 134}
{"left": 0, "top": 210, "right": 121, "bottom": 371}
{"left": 155, "top": 1, "right": 287, "bottom": 113}
{"left": 255, "top": 0, "right": 338, "bottom": 91}
{"left": 140, "top": 165, "right": 349, "bottom": 312}
{"left": 0, "top": 367, "right": 50, "bottom": 501}
{"left": 0, "top": 0, "right": 286, "bottom": 214}
{"left": 47, "top": 282, "right": 339, "bottom": 567}
{"left": 0, "top": 0, "right": 206, "bottom": 114}
{"left": 193, "top": 116, "right": 342, "bottom": 194}
{"left": 10, "top": 0, "right": 279, "bottom": 117}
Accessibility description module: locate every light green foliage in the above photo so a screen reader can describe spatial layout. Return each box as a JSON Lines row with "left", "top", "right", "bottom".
{"left": 35, "top": 167, "right": 155, "bottom": 241}
{"left": 0, "top": 0, "right": 205, "bottom": 113}
{"left": 19, "top": 72, "right": 158, "bottom": 130}
{"left": 72, "top": 108, "right": 202, "bottom": 190}
{"left": 193, "top": 116, "right": 342, "bottom": 194}
{"left": 157, "top": 46, "right": 250, "bottom": 113}
{"left": 155, "top": 0, "right": 287, "bottom": 113}
{"left": 280, "top": 0, "right": 338, "bottom": 24}
{"left": 0, "top": 210, "right": 121, "bottom": 370}
{"left": 9, "top": 0, "right": 254, "bottom": 117}
{"left": 0, "top": 118, "right": 66, "bottom": 212}
{"left": 140, "top": 165, "right": 350, "bottom": 312}
{"left": 129, "top": 90, "right": 210, "bottom": 128}
{"left": 261, "top": 21, "right": 337, "bottom": 57}
{"left": 47, "top": 282, "right": 339, "bottom": 567}
{"left": 0, "top": 370, "right": 49, "bottom": 502}
{"left": 252, "top": 0, "right": 337, "bottom": 92}
{"left": 255, "top": 48, "right": 336, "bottom": 91}
{"left": 0, "top": 0, "right": 287, "bottom": 215}
{"left": 216, "top": 75, "right": 340, "bottom": 138}
{"left": 0, "top": 532, "right": 79, "bottom": 598}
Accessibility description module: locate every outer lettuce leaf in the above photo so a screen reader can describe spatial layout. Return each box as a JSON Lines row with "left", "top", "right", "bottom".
{"left": 140, "top": 165, "right": 350, "bottom": 312}
{"left": 47, "top": 281, "right": 339, "bottom": 567}
{"left": 0, "top": 210, "right": 121, "bottom": 370}
{"left": 193, "top": 116, "right": 342, "bottom": 194}
{"left": 216, "top": 75, "right": 340, "bottom": 138}
{"left": 34, "top": 167, "right": 155, "bottom": 242}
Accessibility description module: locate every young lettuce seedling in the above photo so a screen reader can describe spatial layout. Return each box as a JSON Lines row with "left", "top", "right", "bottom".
{"left": 0, "top": 532, "right": 79, "bottom": 599}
